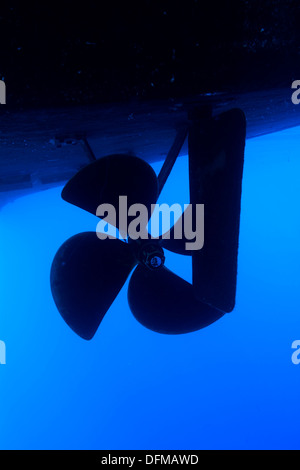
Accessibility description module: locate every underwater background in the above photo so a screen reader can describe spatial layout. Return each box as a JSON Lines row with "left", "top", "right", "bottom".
{"left": 0, "top": 125, "right": 299, "bottom": 450}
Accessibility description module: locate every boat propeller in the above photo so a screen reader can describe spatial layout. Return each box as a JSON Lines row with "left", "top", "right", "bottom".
{"left": 50, "top": 108, "right": 246, "bottom": 339}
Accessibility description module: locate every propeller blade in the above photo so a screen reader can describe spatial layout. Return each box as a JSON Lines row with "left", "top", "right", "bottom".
{"left": 62, "top": 154, "right": 159, "bottom": 236}
{"left": 128, "top": 265, "right": 224, "bottom": 335}
{"left": 50, "top": 232, "right": 137, "bottom": 339}
{"left": 190, "top": 108, "right": 246, "bottom": 312}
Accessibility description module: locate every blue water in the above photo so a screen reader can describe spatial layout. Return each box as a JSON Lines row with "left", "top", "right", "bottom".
{"left": 0, "top": 127, "right": 299, "bottom": 450}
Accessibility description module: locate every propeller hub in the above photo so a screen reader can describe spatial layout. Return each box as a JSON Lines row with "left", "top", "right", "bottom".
{"left": 149, "top": 255, "right": 163, "bottom": 269}
{"left": 135, "top": 241, "right": 165, "bottom": 271}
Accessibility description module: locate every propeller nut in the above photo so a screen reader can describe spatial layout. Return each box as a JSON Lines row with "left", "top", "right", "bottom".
{"left": 139, "top": 243, "right": 165, "bottom": 270}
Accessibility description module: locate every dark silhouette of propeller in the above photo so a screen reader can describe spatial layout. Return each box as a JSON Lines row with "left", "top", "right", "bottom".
{"left": 50, "top": 108, "right": 246, "bottom": 339}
